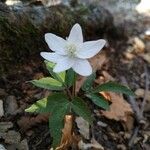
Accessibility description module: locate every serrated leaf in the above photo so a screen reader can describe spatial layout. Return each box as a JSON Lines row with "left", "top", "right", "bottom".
{"left": 49, "top": 101, "right": 69, "bottom": 148}
{"left": 82, "top": 72, "right": 96, "bottom": 91}
{"left": 65, "top": 68, "right": 76, "bottom": 87}
{"left": 45, "top": 61, "right": 66, "bottom": 83}
{"left": 25, "top": 97, "right": 48, "bottom": 113}
{"left": 71, "top": 97, "right": 93, "bottom": 124}
{"left": 86, "top": 93, "right": 109, "bottom": 110}
{"left": 31, "top": 77, "right": 64, "bottom": 91}
{"left": 92, "top": 81, "right": 135, "bottom": 96}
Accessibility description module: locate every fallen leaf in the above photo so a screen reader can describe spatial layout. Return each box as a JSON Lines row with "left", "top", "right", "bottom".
{"left": 89, "top": 52, "right": 108, "bottom": 71}
{"left": 56, "top": 115, "right": 73, "bottom": 150}
{"left": 99, "top": 92, "right": 111, "bottom": 102}
{"left": 101, "top": 92, "right": 133, "bottom": 131}
{"left": 96, "top": 71, "right": 134, "bottom": 131}
{"left": 95, "top": 71, "right": 115, "bottom": 85}
{"left": 55, "top": 115, "right": 82, "bottom": 150}
{"left": 75, "top": 117, "right": 90, "bottom": 140}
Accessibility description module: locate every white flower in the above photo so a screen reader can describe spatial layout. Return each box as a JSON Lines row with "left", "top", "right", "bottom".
{"left": 40, "top": 23, "right": 106, "bottom": 76}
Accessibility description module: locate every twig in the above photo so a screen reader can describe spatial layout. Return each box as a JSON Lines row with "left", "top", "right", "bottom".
{"left": 128, "top": 126, "right": 139, "bottom": 147}
{"left": 120, "top": 76, "right": 141, "bottom": 121}
{"left": 121, "top": 65, "right": 149, "bottom": 147}
{"left": 139, "top": 65, "right": 149, "bottom": 119}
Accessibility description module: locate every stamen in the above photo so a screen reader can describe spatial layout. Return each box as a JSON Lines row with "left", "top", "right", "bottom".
{"left": 65, "top": 44, "right": 77, "bottom": 58}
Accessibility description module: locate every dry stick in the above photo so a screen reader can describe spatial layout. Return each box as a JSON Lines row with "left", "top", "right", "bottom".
{"left": 120, "top": 76, "right": 141, "bottom": 121}
{"left": 121, "top": 76, "right": 141, "bottom": 147}
{"left": 139, "top": 65, "right": 149, "bottom": 119}
{"left": 121, "top": 65, "right": 149, "bottom": 147}
{"left": 128, "top": 126, "right": 140, "bottom": 147}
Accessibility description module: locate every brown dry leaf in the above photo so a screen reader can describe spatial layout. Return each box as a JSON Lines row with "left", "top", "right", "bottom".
{"left": 56, "top": 115, "right": 73, "bottom": 150}
{"left": 99, "top": 91, "right": 111, "bottom": 102}
{"left": 17, "top": 114, "right": 49, "bottom": 131}
{"left": 75, "top": 52, "right": 107, "bottom": 94}
{"left": 89, "top": 51, "right": 108, "bottom": 71}
{"left": 56, "top": 115, "right": 82, "bottom": 150}
{"left": 96, "top": 71, "right": 134, "bottom": 131}
{"left": 101, "top": 92, "right": 134, "bottom": 131}
{"left": 96, "top": 71, "right": 115, "bottom": 84}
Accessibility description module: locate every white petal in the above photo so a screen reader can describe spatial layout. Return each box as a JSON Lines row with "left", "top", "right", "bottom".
{"left": 40, "top": 52, "right": 63, "bottom": 63}
{"left": 53, "top": 57, "right": 75, "bottom": 72}
{"left": 68, "top": 23, "right": 83, "bottom": 44}
{"left": 72, "top": 59, "right": 92, "bottom": 76}
{"left": 45, "top": 33, "right": 67, "bottom": 55}
{"left": 77, "top": 39, "right": 106, "bottom": 59}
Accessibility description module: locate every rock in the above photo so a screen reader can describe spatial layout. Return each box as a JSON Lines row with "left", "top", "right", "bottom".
{"left": 133, "top": 37, "right": 145, "bottom": 53}
{"left": 75, "top": 117, "right": 90, "bottom": 139}
{"left": 0, "top": 100, "right": 4, "bottom": 117}
{"left": 17, "top": 139, "right": 29, "bottom": 150}
{"left": 0, "top": 2, "right": 113, "bottom": 74}
{"left": 0, "top": 122, "right": 13, "bottom": 132}
{"left": 5, "top": 95, "right": 18, "bottom": 115}
{"left": 0, "top": 144, "right": 6, "bottom": 150}
{"left": 4, "top": 130, "right": 21, "bottom": 144}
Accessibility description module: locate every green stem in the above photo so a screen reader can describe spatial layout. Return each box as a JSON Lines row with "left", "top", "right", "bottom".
{"left": 72, "top": 71, "right": 76, "bottom": 98}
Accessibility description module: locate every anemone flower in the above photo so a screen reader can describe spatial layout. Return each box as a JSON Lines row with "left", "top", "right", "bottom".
{"left": 41, "top": 23, "right": 106, "bottom": 76}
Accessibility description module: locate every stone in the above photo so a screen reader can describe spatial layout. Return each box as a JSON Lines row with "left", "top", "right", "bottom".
{"left": 4, "top": 130, "right": 21, "bottom": 144}
{"left": 17, "top": 139, "right": 29, "bottom": 150}
{"left": 0, "top": 122, "right": 13, "bottom": 132}
{"left": 133, "top": 37, "right": 145, "bottom": 53}
{"left": 0, "top": 100, "right": 4, "bottom": 117}
{"left": 0, "top": 144, "right": 6, "bottom": 150}
{"left": 5, "top": 96, "right": 18, "bottom": 115}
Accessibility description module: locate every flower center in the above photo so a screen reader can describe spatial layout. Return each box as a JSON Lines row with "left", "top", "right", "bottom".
{"left": 65, "top": 44, "right": 77, "bottom": 58}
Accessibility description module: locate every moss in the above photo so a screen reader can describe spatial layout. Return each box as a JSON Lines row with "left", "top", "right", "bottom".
{"left": 0, "top": 16, "right": 43, "bottom": 74}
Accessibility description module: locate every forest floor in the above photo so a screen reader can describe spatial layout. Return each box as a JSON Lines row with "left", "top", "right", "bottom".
{"left": 0, "top": 1, "right": 150, "bottom": 150}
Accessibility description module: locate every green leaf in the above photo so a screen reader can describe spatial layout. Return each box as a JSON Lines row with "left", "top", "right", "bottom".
{"left": 86, "top": 93, "right": 109, "bottom": 110}
{"left": 45, "top": 61, "right": 66, "bottom": 83}
{"left": 31, "top": 77, "right": 64, "bottom": 91}
{"left": 46, "top": 93, "right": 70, "bottom": 113}
{"left": 92, "top": 81, "right": 135, "bottom": 96}
{"left": 65, "top": 68, "right": 76, "bottom": 87}
{"left": 71, "top": 97, "right": 93, "bottom": 124}
{"left": 82, "top": 72, "right": 96, "bottom": 91}
{"left": 25, "top": 97, "right": 48, "bottom": 113}
{"left": 49, "top": 100, "right": 69, "bottom": 148}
